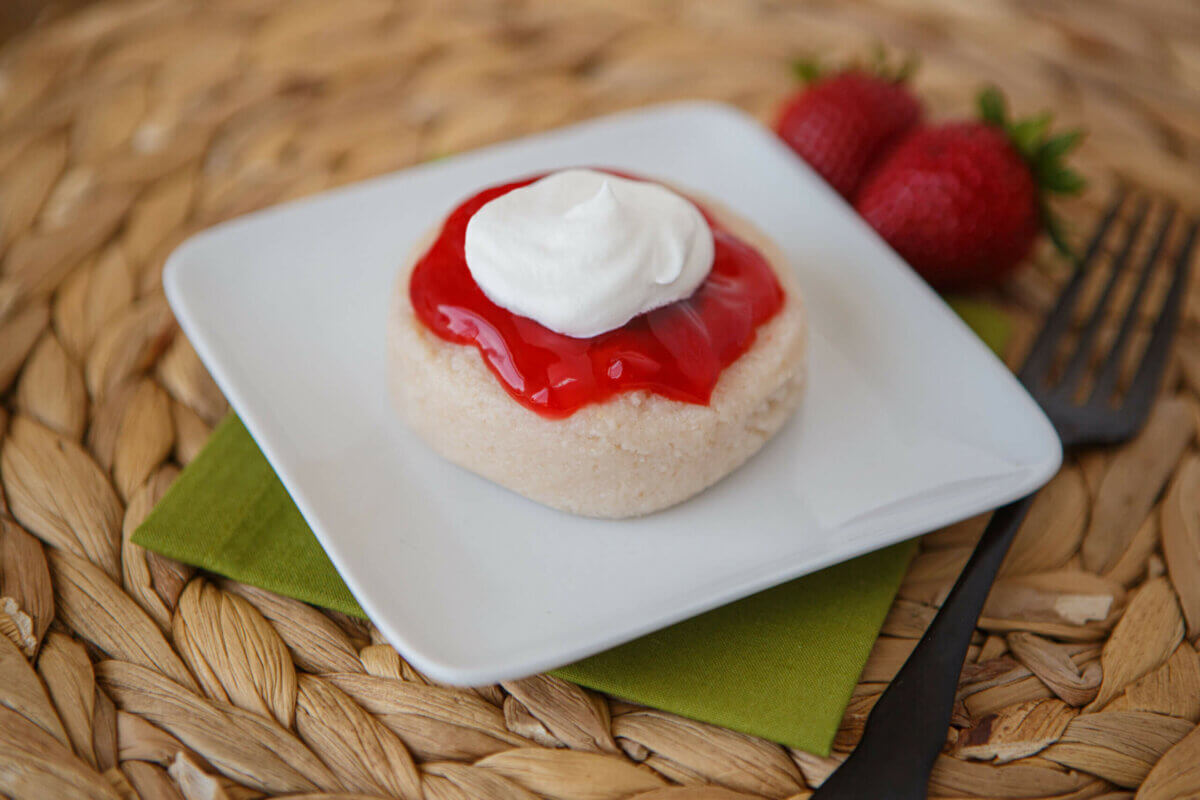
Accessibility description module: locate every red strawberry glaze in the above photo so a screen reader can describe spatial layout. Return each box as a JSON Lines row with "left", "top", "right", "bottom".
{"left": 408, "top": 174, "right": 784, "bottom": 418}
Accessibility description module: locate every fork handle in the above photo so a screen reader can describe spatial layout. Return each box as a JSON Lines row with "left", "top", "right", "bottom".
{"left": 812, "top": 494, "right": 1037, "bottom": 800}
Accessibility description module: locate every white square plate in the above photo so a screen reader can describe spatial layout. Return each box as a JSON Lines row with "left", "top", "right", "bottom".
{"left": 166, "top": 102, "right": 1061, "bottom": 685}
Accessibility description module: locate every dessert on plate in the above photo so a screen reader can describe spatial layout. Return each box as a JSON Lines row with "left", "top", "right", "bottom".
{"left": 389, "top": 168, "right": 806, "bottom": 518}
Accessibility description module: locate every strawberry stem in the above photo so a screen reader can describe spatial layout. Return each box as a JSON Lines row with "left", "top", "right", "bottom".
{"left": 977, "top": 85, "right": 1087, "bottom": 259}
{"left": 790, "top": 47, "right": 918, "bottom": 84}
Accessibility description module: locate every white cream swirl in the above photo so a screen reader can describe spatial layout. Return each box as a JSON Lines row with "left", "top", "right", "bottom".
{"left": 463, "top": 169, "right": 714, "bottom": 338}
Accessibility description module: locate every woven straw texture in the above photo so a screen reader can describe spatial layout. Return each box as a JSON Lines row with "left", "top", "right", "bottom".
{"left": 2, "top": 1, "right": 1200, "bottom": 798}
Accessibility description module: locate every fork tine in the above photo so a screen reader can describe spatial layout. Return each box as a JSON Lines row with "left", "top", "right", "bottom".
{"left": 1088, "top": 201, "right": 1178, "bottom": 403}
{"left": 1018, "top": 189, "right": 1127, "bottom": 387}
{"left": 1119, "top": 217, "right": 1199, "bottom": 426}
{"left": 1053, "top": 197, "right": 1151, "bottom": 398}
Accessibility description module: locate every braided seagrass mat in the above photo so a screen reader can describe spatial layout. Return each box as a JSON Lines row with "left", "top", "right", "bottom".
{"left": 2, "top": 1, "right": 1200, "bottom": 798}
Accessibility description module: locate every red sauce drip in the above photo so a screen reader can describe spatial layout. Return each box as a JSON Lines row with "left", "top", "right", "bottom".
{"left": 409, "top": 172, "right": 784, "bottom": 418}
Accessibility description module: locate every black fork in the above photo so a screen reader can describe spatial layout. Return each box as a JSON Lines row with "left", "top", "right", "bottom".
{"left": 812, "top": 190, "right": 1199, "bottom": 800}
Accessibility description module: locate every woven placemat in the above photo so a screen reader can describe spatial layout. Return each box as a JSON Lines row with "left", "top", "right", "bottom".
{"left": 1, "top": 1, "right": 1199, "bottom": 798}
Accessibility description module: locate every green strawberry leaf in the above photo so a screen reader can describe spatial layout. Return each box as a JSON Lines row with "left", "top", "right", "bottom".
{"left": 978, "top": 86, "right": 1007, "bottom": 127}
{"left": 895, "top": 52, "right": 920, "bottom": 82}
{"left": 1042, "top": 166, "right": 1087, "bottom": 195}
{"left": 1038, "top": 130, "right": 1085, "bottom": 161}
{"left": 791, "top": 58, "right": 822, "bottom": 83}
{"left": 867, "top": 44, "right": 919, "bottom": 82}
{"left": 1009, "top": 112, "right": 1053, "bottom": 159}
{"left": 869, "top": 42, "right": 888, "bottom": 73}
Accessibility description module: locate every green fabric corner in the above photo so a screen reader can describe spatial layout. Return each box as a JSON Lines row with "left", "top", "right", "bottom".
{"left": 555, "top": 539, "right": 915, "bottom": 754}
{"left": 135, "top": 416, "right": 365, "bottom": 618}
{"left": 945, "top": 296, "right": 1011, "bottom": 358}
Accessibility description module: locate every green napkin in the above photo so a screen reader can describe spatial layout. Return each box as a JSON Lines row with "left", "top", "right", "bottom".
{"left": 135, "top": 301, "right": 1009, "bottom": 755}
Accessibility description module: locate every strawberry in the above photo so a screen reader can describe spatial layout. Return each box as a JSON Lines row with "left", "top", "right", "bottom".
{"left": 775, "top": 59, "right": 922, "bottom": 199}
{"left": 854, "top": 87, "right": 1085, "bottom": 291}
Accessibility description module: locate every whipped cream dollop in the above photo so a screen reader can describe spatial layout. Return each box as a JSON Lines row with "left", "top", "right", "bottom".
{"left": 463, "top": 169, "right": 715, "bottom": 338}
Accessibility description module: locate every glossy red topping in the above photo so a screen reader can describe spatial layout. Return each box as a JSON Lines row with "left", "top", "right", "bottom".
{"left": 409, "top": 173, "right": 784, "bottom": 418}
